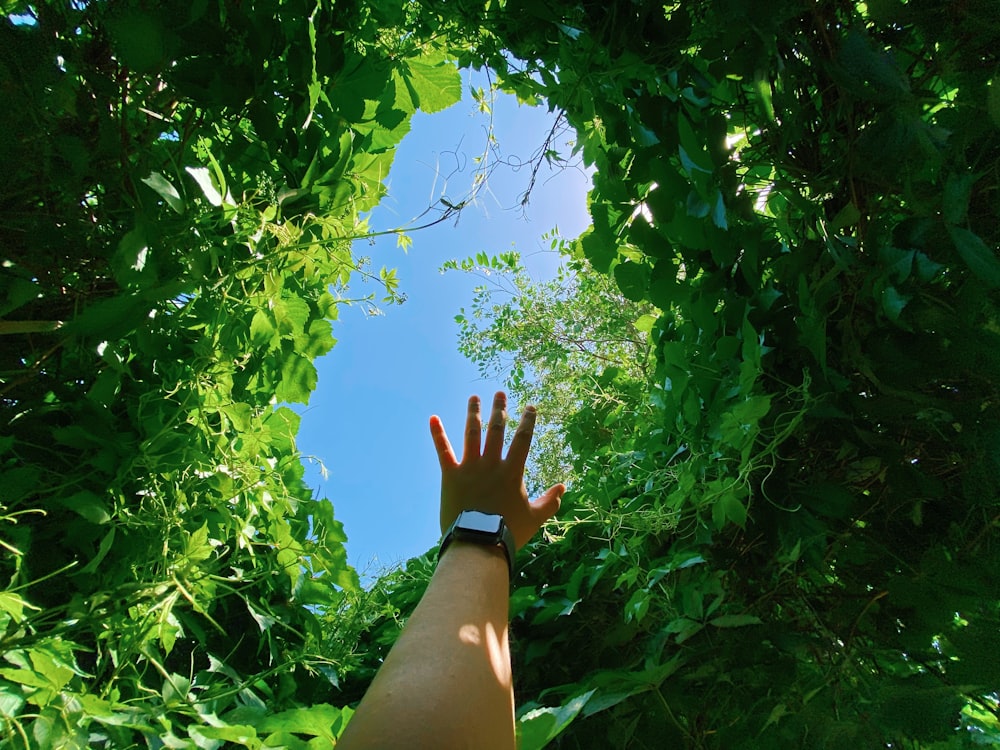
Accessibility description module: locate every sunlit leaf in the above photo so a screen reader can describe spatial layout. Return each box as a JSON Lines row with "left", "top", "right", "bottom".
{"left": 397, "top": 57, "right": 462, "bottom": 114}
{"left": 186, "top": 166, "right": 224, "bottom": 207}
{"left": 517, "top": 690, "right": 596, "bottom": 750}
{"left": 141, "top": 172, "right": 185, "bottom": 214}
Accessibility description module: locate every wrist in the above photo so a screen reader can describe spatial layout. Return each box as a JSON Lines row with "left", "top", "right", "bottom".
{"left": 439, "top": 510, "right": 515, "bottom": 577}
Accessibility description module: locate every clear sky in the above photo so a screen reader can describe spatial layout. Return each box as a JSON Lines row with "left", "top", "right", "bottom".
{"left": 295, "top": 74, "right": 591, "bottom": 580}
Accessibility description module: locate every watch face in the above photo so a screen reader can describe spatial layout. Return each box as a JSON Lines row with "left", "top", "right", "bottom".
{"left": 459, "top": 510, "right": 503, "bottom": 535}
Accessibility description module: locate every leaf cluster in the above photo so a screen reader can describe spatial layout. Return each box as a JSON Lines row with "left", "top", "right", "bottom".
{"left": 386, "top": 0, "right": 1000, "bottom": 747}
{"left": 4, "top": 0, "right": 999, "bottom": 746}
{"left": 0, "top": 0, "right": 460, "bottom": 746}
{"left": 443, "top": 245, "right": 655, "bottom": 492}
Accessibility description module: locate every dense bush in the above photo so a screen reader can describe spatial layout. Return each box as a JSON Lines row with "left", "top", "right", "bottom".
{"left": 351, "top": 1, "right": 1000, "bottom": 746}
{"left": 0, "top": 1, "right": 453, "bottom": 744}
{"left": 2, "top": 0, "right": 997, "bottom": 747}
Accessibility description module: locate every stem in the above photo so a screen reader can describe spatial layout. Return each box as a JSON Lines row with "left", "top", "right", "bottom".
{"left": 0, "top": 321, "right": 63, "bottom": 335}
{"left": 654, "top": 685, "right": 691, "bottom": 743}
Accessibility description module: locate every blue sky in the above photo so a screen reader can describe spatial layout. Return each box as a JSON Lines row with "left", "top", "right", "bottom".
{"left": 295, "top": 76, "right": 591, "bottom": 579}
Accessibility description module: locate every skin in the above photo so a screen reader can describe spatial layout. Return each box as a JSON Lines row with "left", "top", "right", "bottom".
{"left": 336, "top": 392, "right": 564, "bottom": 750}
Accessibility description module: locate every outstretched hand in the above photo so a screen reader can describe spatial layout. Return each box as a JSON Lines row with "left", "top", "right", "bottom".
{"left": 430, "top": 391, "right": 564, "bottom": 551}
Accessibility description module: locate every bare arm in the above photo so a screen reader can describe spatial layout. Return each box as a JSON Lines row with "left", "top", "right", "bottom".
{"left": 336, "top": 392, "right": 563, "bottom": 750}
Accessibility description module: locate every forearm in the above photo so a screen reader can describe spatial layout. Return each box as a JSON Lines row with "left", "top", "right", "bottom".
{"left": 337, "top": 392, "right": 562, "bottom": 749}
{"left": 338, "top": 541, "right": 514, "bottom": 750}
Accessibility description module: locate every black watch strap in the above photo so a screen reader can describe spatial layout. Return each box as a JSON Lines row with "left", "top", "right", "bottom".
{"left": 439, "top": 510, "right": 515, "bottom": 577}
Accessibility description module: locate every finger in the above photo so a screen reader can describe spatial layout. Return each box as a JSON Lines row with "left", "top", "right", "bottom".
{"left": 482, "top": 391, "right": 508, "bottom": 459}
{"left": 531, "top": 483, "right": 565, "bottom": 524}
{"left": 506, "top": 404, "right": 536, "bottom": 470}
{"left": 462, "top": 394, "right": 482, "bottom": 461}
{"left": 429, "top": 415, "right": 459, "bottom": 470}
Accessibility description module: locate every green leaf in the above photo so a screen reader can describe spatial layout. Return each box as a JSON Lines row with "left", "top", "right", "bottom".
{"left": 184, "top": 524, "right": 212, "bottom": 563}
{"left": 0, "top": 667, "right": 51, "bottom": 691}
{"left": 28, "top": 647, "right": 76, "bottom": 688}
{"left": 397, "top": 57, "right": 462, "bottom": 114}
{"left": 578, "top": 228, "right": 616, "bottom": 274}
{"left": 714, "top": 491, "right": 747, "bottom": 527}
{"left": 879, "top": 245, "right": 914, "bottom": 283}
{"left": 731, "top": 395, "right": 771, "bottom": 423}
{"left": 330, "top": 54, "right": 393, "bottom": 121}
{"left": 222, "top": 403, "right": 253, "bottom": 432}
{"left": 0, "top": 592, "right": 33, "bottom": 621}
{"left": 830, "top": 202, "right": 861, "bottom": 230}
{"left": 517, "top": 690, "right": 596, "bottom": 750}
{"left": 876, "top": 683, "right": 967, "bottom": 741}
{"left": 161, "top": 673, "right": 191, "bottom": 707}
{"left": 677, "top": 114, "right": 712, "bottom": 174}
{"left": 633, "top": 313, "right": 657, "bottom": 333}
{"left": 77, "top": 528, "right": 116, "bottom": 575}
{"left": 838, "top": 28, "right": 909, "bottom": 97}
{"left": 250, "top": 310, "right": 277, "bottom": 348}
{"left": 880, "top": 285, "right": 909, "bottom": 322}
{"left": 0, "top": 276, "right": 40, "bottom": 317}
{"left": 186, "top": 166, "right": 224, "bottom": 207}
{"left": 665, "top": 617, "right": 704, "bottom": 643}
{"left": 276, "top": 355, "right": 318, "bottom": 404}
{"left": 158, "top": 612, "right": 181, "bottom": 656}
{"left": 140, "top": 172, "right": 185, "bottom": 214}
{"left": 264, "top": 407, "right": 301, "bottom": 454}
{"left": 189, "top": 724, "right": 259, "bottom": 745}
{"left": 624, "top": 589, "right": 651, "bottom": 623}
{"left": 613, "top": 261, "right": 650, "bottom": 302}
{"left": 510, "top": 586, "right": 540, "bottom": 618}
{"left": 107, "top": 11, "right": 166, "bottom": 73}
{"left": 710, "top": 190, "right": 727, "bottom": 230}
{"left": 302, "top": 9, "right": 321, "bottom": 130}
{"left": 761, "top": 702, "right": 789, "bottom": 731}
{"left": 300, "top": 319, "right": 336, "bottom": 359}
{"left": 948, "top": 226, "right": 1000, "bottom": 288}
{"left": 0, "top": 467, "right": 39, "bottom": 508}
{"left": 111, "top": 227, "right": 158, "bottom": 288}
{"left": 254, "top": 703, "right": 346, "bottom": 738}
{"left": 648, "top": 258, "right": 681, "bottom": 309}
{"left": 0, "top": 680, "right": 25, "bottom": 718}
{"left": 55, "top": 490, "right": 111, "bottom": 525}
{"left": 64, "top": 292, "right": 154, "bottom": 339}
{"left": 365, "top": 106, "right": 412, "bottom": 152}
{"left": 274, "top": 296, "right": 311, "bottom": 335}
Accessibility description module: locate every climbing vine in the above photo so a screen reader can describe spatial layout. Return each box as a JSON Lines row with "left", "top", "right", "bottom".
{"left": 0, "top": 0, "right": 458, "bottom": 745}
{"left": 2, "top": 0, "right": 998, "bottom": 748}
{"left": 347, "top": 1, "right": 1000, "bottom": 747}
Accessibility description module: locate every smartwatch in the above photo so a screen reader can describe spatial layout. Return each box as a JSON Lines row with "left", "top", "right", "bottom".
{"left": 439, "top": 510, "right": 515, "bottom": 577}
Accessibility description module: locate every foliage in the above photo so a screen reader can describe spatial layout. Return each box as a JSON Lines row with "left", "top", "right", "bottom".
{"left": 4, "top": 0, "right": 1000, "bottom": 748}
{"left": 443, "top": 245, "right": 654, "bottom": 492}
{"left": 489, "top": 0, "right": 1000, "bottom": 746}
{"left": 0, "top": 0, "right": 459, "bottom": 746}
{"left": 346, "top": 0, "right": 1000, "bottom": 748}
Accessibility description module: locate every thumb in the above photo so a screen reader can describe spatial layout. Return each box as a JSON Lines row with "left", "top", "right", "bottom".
{"left": 532, "top": 483, "right": 565, "bottom": 524}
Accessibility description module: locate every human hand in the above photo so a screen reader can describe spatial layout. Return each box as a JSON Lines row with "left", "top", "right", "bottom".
{"left": 430, "top": 391, "right": 564, "bottom": 551}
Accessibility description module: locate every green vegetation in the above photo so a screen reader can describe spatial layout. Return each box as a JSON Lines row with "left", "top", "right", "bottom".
{"left": 0, "top": 0, "right": 453, "bottom": 745}
{"left": 2, "top": 0, "right": 998, "bottom": 747}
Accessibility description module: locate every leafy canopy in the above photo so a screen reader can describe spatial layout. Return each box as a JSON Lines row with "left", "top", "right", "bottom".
{"left": 2, "top": 0, "right": 999, "bottom": 748}
{"left": 0, "top": 0, "right": 459, "bottom": 745}
{"left": 343, "top": 0, "right": 1000, "bottom": 747}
